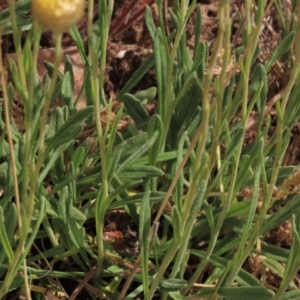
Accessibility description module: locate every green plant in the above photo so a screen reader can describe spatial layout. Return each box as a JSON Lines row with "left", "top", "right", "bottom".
{"left": 1, "top": 0, "right": 300, "bottom": 299}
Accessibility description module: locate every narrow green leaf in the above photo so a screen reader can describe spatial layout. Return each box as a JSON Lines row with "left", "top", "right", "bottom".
{"left": 186, "top": 180, "right": 207, "bottom": 225}
{"left": 139, "top": 191, "right": 151, "bottom": 297}
{"left": 261, "top": 194, "right": 300, "bottom": 234}
{"left": 251, "top": 64, "right": 267, "bottom": 119}
{"left": 225, "top": 128, "right": 244, "bottom": 158}
{"left": 265, "top": 31, "right": 294, "bottom": 72}
{"left": 218, "top": 286, "right": 274, "bottom": 300}
{"left": 191, "top": 249, "right": 262, "bottom": 286}
{"left": 281, "top": 290, "right": 300, "bottom": 300}
{"left": 106, "top": 180, "right": 142, "bottom": 206}
{"left": 118, "top": 32, "right": 176, "bottom": 99}
{"left": 123, "top": 94, "right": 150, "bottom": 125}
{"left": 22, "top": 198, "right": 46, "bottom": 262}
{"left": 108, "top": 191, "right": 166, "bottom": 209}
{"left": 159, "top": 279, "right": 188, "bottom": 292}
{"left": 44, "top": 106, "right": 93, "bottom": 158}
{"left": 148, "top": 115, "right": 164, "bottom": 165}
{"left": 39, "top": 144, "right": 69, "bottom": 183}
{"left": 57, "top": 187, "right": 68, "bottom": 223}
{"left": 27, "top": 245, "right": 65, "bottom": 263}
{"left": 193, "top": 5, "right": 202, "bottom": 55}
{"left": 118, "top": 54, "right": 155, "bottom": 100}
{"left": 172, "top": 206, "right": 182, "bottom": 244}
{"left": 134, "top": 87, "right": 157, "bottom": 103}
{"left": 83, "top": 68, "right": 93, "bottom": 114}
{"left": 117, "top": 132, "right": 159, "bottom": 173}
{"left": 71, "top": 146, "right": 85, "bottom": 170}
{"left": 175, "top": 82, "right": 202, "bottom": 136}
{"left": 116, "top": 132, "right": 149, "bottom": 160}
{"left": 154, "top": 27, "right": 168, "bottom": 121}
{"left": 145, "top": 5, "right": 156, "bottom": 41}
{"left": 173, "top": 132, "right": 187, "bottom": 210}
{"left": 70, "top": 207, "right": 86, "bottom": 223}
{"left": 0, "top": 207, "right": 14, "bottom": 264}
{"left": 260, "top": 243, "right": 289, "bottom": 262}
{"left": 61, "top": 71, "right": 73, "bottom": 109}
{"left": 106, "top": 105, "right": 123, "bottom": 162}
{"left": 283, "top": 82, "right": 300, "bottom": 127}
{"left": 234, "top": 139, "right": 263, "bottom": 192}
{"left": 276, "top": 215, "right": 300, "bottom": 297}
{"left": 120, "top": 165, "right": 164, "bottom": 177}
{"left": 202, "top": 201, "right": 214, "bottom": 230}
{"left": 169, "top": 9, "right": 179, "bottom": 29}
{"left": 265, "top": 166, "right": 294, "bottom": 185}
{"left": 8, "top": 59, "right": 28, "bottom": 105}
{"left": 70, "top": 26, "right": 89, "bottom": 65}
{"left": 108, "top": 145, "right": 124, "bottom": 183}
{"left": 132, "top": 150, "right": 186, "bottom": 165}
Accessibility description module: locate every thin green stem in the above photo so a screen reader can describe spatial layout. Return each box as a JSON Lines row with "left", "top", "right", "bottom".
{"left": 0, "top": 33, "right": 22, "bottom": 251}
{"left": 89, "top": 0, "right": 113, "bottom": 275}
{"left": 150, "top": 0, "right": 228, "bottom": 291}
{"left": 161, "top": 0, "right": 195, "bottom": 147}
{"left": 27, "top": 33, "right": 63, "bottom": 228}
{"left": 209, "top": 12, "right": 231, "bottom": 173}
{"left": 87, "top": 0, "right": 104, "bottom": 274}
{"left": 0, "top": 34, "right": 26, "bottom": 299}
{"left": 229, "top": 5, "right": 300, "bottom": 281}
{"left": 216, "top": 0, "right": 258, "bottom": 286}
{"left": 7, "top": 0, "right": 27, "bottom": 95}
{"left": 229, "top": 2, "right": 300, "bottom": 285}
{"left": 22, "top": 25, "right": 41, "bottom": 210}
{"left": 42, "top": 218, "right": 58, "bottom": 247}
{"left": 22, "top": 259, "right": 31, "bottom": 300}
{"left": 147, "top": 241, "right": 179, "bottom": 300}
{"left": 182, "top": 0, "right": 238, "bottom": 292}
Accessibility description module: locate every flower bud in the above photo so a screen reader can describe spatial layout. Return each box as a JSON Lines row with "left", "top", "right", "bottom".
{"left": 31, "top": 0, "right": 85, "bottom": 34}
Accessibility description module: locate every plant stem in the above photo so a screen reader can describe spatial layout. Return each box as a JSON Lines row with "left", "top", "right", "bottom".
{"left": 147, "top": 240, "right": 179, "bottom": 300}
{"left": 22, "top": 24, "right": 41, "bottom": 214}
{"left": 0, "top": 32, "right": 22, "bottom": 254}
{"left": 161, "top": 0, "right": 195, "bottom": 148}
{"left": 7, "top": 0, "right": 27, "bottom": 95}
{"left": 89, "top": 0, "right": 113, "bottom": 275}
{"left": 0, "top": 32, "right": 24, "bottom": 298}
{"left": 27, "top": 33, "right": 63, "bottom": 227}
{"left": 182, "top": 0, "right": 234, "bottom": 292}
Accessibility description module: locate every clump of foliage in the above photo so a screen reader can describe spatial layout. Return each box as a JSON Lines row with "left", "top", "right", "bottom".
{"left": 1, "top": 0, "right": 300, "bottom": 299}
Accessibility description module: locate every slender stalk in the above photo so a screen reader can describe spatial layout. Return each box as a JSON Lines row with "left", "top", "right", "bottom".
{"left": 2, "top": 32, "right": 62, "bottom": 300}
{"left": 7, "top": 0, "right": 27, "bottom": 95}
{"left": 227, "top": 0, "right": 300, "bottom": 285}
{"left": 87, "top": 0, "right": 104, "bottom": 274}
{"left": 147, "top": 241, "right": 179, "bottom": 300}
{"left": 0, "top": 33, "right": 22, "bottom": 254}
{"left": 27, "top": 33, "right": 63, "bottom": 228}
{"left": 22, "top": 260, "right": 31, "bottom": 300}
{"left": 182, "top": 0, "right": 240, "bottom": 292}
{"left": 161, "top": 0, "right": 195, "bottom": 147}
{"left": 179, "top": 25, "right": 221, "bottom": 226}
{"left": 89, "top": 0, "right": 113, "bottom": 275}
{"left": 0, "top": 32, "right": 24, "bottom": 299}
{"left": 208, "top": 12, "right": 231, "bottom": 173}
{"left": 42, "top": 218, "right": 58, "bottom": 247}
{"left": 220, "top": 0, "right": 297, "bottom": 286}
{"left": 209, "top": 0, "right": 257, "bottom": 287}
{"left": 22, "top": 24, "right": 41, "bottom": 212}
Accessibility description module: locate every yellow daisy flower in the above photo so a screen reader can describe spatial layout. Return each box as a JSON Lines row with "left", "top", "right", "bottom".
{"left": 31, "top": 0, "right": 86, "bottom": 34}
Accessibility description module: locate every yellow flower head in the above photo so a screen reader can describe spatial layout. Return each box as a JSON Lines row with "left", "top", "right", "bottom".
{"left": 31, "top": 0, "right": 86, "bottom": 34}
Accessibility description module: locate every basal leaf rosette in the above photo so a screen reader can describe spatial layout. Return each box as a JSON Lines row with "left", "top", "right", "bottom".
{"left": 31, "top": 0, "right": 85, "bottom": 34}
